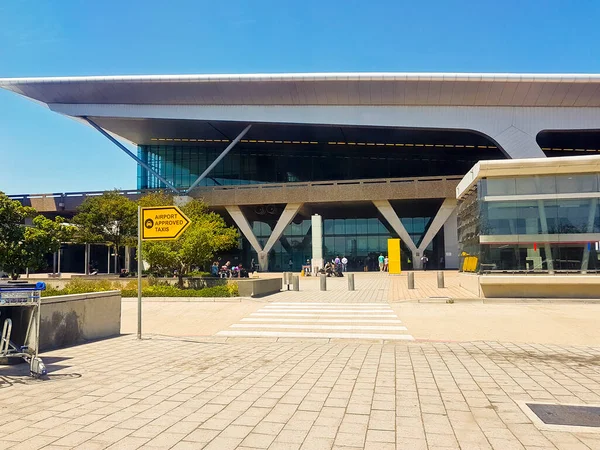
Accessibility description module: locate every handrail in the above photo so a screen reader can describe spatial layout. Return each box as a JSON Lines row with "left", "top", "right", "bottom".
{"left": 7, "top": 175, "right": 463, "bottom": 201}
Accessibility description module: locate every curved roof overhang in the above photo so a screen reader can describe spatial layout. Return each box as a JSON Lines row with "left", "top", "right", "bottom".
{"left": 2, "top": 72, "right": 600, "bottom": 107}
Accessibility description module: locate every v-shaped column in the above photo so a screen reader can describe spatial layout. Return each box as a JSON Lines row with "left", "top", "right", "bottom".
{"left": 226, "top": 203, "right": 302, "bottom": 271}
{"left": 373, "top": 199, "right": 418, "bottom": 261}
{"left": 416, "top": 198, "right": 458, "bottom": 260}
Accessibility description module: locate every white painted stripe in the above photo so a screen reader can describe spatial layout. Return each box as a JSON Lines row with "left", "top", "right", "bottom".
{"left": 216, "top": 330, "right": 415, "bottom": 340}
{"left": 265, "top": 304, "right": 390, "bottom": 309}
{"left": 272, "top": 302, "right": 390, "bottom": 306}
{"left": 241, "top": 318, "right": 403, "bottom": 324}
{"left": 231, "top": 324, "right": 408, "bottom": 331}
{"left": 257, "top": 309, "right": 396, "bottom": 313}
{"left": 250, "top": 313, "right": 398, "bottom": 318}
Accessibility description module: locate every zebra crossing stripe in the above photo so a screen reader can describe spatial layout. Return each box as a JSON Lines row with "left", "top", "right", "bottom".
{"left": 216, "top": 330, "right": 415, "bottom": 340}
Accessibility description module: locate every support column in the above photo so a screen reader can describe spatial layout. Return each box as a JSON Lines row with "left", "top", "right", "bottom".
{"left": 84, "top": 243, "right": 90, "bottom": 275}
{"left": 107, "top": 245, "right": 111, "bottom": 274}
{"left": 262, "top": 203, "right": 303, "bottom": 254}
{"left": 417, "top": 199, "right": 458, "bottom": 261}
{"left": 538, "top": 200, "right": 554, "bottom": 273}
{"left": 226, "top": 203, "right": 302, "bottom": 272}
{"left": 373, "top": 200, "right": 418, "bottom": 267}
{"left": 443, "top": 209, "right": 459, "bottom": 269}
{"left": 311, "top": 214, "right": 323, "bottom": 272}
{"left": 125, "top": 245, "right": 131, "bottom": 272}
{"left": 581, "top": 198, "right": 598, "bottom": 273}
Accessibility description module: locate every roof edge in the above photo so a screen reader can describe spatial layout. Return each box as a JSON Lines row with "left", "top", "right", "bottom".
{"left": 2, "top": 72, "right": 600, "bottom": 85}
{"left": 456, "top": 155, "right": 600, "bottom": 199}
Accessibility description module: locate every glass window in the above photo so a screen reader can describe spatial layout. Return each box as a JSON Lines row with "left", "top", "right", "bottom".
{"left": 401, "top": 218, "right": 413, "bottom": 233}
{"left": 324, "top": 220, "right": 334, "bottom": 235}
{"left": 356, "top": 219, "right": 368, "bottom": 234}
{"left": 556, "top": 199, "right": 591, "bottom": 233}
{"left": 345, "top": 218, "right": 356, "bottom": 234}
{"left": 324, "top": 237, "right": 334, "bottom": 256}
{"left": 334, "top": 219, "right": 345, "bottom": 235}
{"left": 334, "top": 237, "right": 345, "bottom": 255}
{"left": 413, "top": 218, "right": 426, "bottom": 234}
{"left": 485, "top": 178, "right": 516, "bottom": 196}
{"left": 516, "top": 202, "right": 541, "bottom": 234}
{"left": 482, "top": 202, "right": 517, "bottom": 235}
{"left": 368, "top": 236, "right": 379, "bottom": 252}
{"left": 556, "top": 174, "right": 598, "bottom": 194}
{"left": 515, "top": 176, "right": 556, "bottom": 195}
{"left": 357, "top": 237, "right": 368, "bottom": 253}
{"left": 367, "top": 218, "right": 379, "bottom": 235}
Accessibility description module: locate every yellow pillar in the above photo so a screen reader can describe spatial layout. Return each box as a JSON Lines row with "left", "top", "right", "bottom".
{"left": 387, "top": 238, "right": 402, "bottom": 274}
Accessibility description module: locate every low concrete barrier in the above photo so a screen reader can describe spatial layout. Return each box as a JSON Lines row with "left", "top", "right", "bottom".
{"left": 237, "top": 278, "right": 282, "bottom": 297}
{"left": 34, "top": 291, "right": 121, "bottom": 351}
{"left": 459, "top": 273, "right": 600, "bottom": 299}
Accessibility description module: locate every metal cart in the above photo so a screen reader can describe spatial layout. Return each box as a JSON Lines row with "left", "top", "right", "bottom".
{"left": 0, "top": 281, "right": 47, "bottom": 377}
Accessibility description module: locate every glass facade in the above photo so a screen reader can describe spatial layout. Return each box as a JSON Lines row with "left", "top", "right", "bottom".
{"left": 246, "top": 215, "right": 437, "bottom": 272}
{"left": 458, "top": 174, "right": 600, "bottom": 273}
{"left": 137, "top": 142, "right": 502, "bottom": 189}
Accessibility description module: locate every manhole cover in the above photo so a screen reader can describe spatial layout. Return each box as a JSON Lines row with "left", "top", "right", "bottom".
{"left": 526, "top": 403, "right": 600, "bottom": 428}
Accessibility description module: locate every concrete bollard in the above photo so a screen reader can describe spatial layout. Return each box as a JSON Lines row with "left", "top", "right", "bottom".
{"left": 437, "top": 271, "right": 445, "bottom": 288}
{"left": 348, "top": 273, "right": 355, "bottom": 291}
{"left": 292, "top": 275, "right": 299, "bottom": 291}
{"left": 408, "top": 271, "right": 415, "bottom": 289}
{"left": 282, "top": 272, "right": 288, "bottom": 289}
{"left": 320, "top": 274, "right": 327, "bottom": 291}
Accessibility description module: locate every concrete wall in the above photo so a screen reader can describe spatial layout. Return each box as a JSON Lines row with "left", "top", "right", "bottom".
{"left": 459, "top": 274, "right": 600, "bottom": 299}
{"left": 237, "top": 278, "right": 282, "bottom": 297}
{"left": 458, "top": 273, "right": 481, "bottom": 296}
{"left": 33, "top": 291, "right": 121, "bottom": 351}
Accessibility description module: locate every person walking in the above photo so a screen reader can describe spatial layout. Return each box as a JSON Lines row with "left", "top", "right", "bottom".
{"left": 288, "top": 258, "right": 293, "bottom": 271}
{"left": 384, "top": 255, "right": 389, "bottom": 272}
{"left": 341, "top": 256, "right": 348, "bottom": 272}
{"left": 421, "top": 255, "right": 429, "bottom": 271}
{"left": 378, "top": 253, "right": 385, "bottom": 272}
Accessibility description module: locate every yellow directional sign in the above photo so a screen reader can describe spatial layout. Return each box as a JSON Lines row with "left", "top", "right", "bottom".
{"left": 141, "top": 206, "right": 191, "bottom": 241}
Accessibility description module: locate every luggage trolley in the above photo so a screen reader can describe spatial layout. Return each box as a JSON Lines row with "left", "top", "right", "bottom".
{"left": 0, "top": 281, "right": 47, "bottom": 377}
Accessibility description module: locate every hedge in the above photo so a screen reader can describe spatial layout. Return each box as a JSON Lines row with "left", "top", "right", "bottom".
{"left": 42, "top": 279, "right": 238, "bottom": 298}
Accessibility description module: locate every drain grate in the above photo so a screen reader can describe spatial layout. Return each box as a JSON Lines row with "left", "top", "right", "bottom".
{"left": 527, "top": 403, "right": 600, "bottom": 428}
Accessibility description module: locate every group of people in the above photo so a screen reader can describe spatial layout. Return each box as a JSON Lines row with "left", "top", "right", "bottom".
{"left": 376, "top": 253, "right": 430, "bottom": 271}
{"left": 211, "top": 261, "right": 250, "bottom": 278}
{"left": 320, "top": 255, "right": 348, "bottom": 277}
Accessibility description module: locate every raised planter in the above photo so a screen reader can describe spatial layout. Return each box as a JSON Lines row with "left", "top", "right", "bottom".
{"left": 36, "top": 291, "right": 121, "bottom": 351}
{"left": 237, "top": 278, "right": 282, "bottom": 298}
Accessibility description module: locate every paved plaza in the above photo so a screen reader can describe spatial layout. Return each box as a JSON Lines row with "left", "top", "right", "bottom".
{"left": 2, "top": 272, "right": 600, "bottom": 449}
{"left": 2, "top": 337, "right": 600, "bottom": 450}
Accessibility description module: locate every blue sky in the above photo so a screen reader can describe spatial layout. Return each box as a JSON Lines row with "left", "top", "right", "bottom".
{"left": 1, "top": 0, "right": 600, "bottom": 194}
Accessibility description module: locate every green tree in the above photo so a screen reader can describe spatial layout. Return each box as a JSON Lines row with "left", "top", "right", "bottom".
{"left": 0, "top": 192, "right": 73, "bottom": 279}
{"left": 139, "top": 192, "right": 239, "bottom": 286}
{"left": 72, "top": 191, "right": 138, "bottom": 272}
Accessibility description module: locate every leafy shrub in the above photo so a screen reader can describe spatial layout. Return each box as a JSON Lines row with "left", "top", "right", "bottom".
{"left": 186, "top": 271, "right": 212, "bottom": 278}
{"left": 121, "top": 283, "right": 237, "bottom": 297}
{"left": 42, "top": 278, "right": 238, "bottom": 298}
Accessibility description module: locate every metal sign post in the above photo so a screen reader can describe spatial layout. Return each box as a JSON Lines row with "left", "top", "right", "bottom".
{"left": 137, "top": 205, "right": 191, "bottom": 340}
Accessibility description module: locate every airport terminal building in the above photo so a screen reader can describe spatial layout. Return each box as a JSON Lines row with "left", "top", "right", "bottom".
{"left": 3, "top": 72, "right": 600, "bottom": 272}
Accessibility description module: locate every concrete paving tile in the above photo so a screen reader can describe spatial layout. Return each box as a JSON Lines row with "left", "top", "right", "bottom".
{"left": 8, "top": 435, "right": 58, "bottom": 450}
{"left": 105, "top": 436, "right": 150, "bottom": 450}
{"left": 299, "top": 437, "right": 334, "bottom": 449}
{"left": 51, "top": 430, "right": 96, "bottom": 447}
{"left": 240, "top": 432, "right": 277, "bottom": 448}
{"left": 144, "top": 432, "right": 187, "bottom": 448}
{"left": 334, "top": 432, "right": 366, "bottom": 447}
